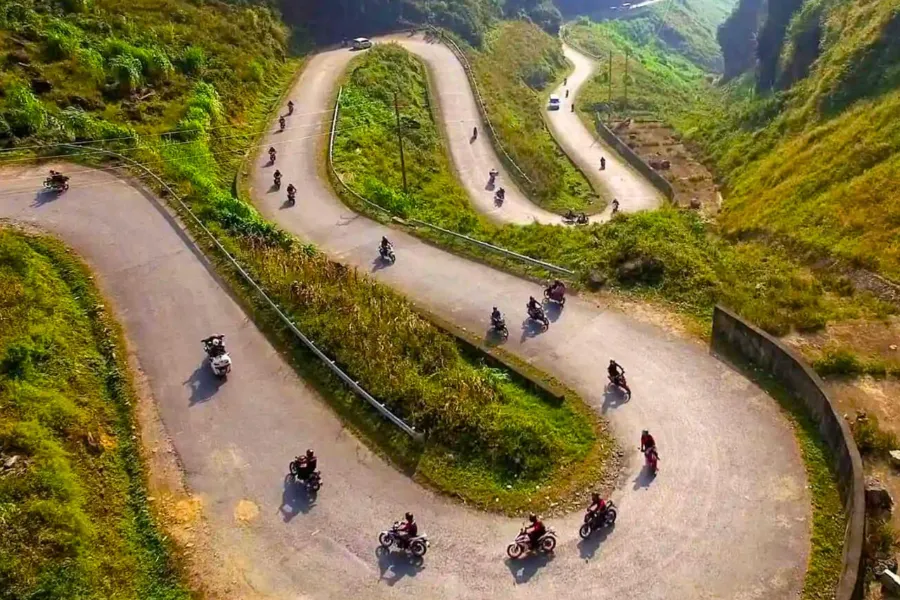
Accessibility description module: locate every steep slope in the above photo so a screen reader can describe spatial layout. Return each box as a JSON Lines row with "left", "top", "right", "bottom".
{"left": 689, "top": 0, "right": 900, "bottom": 281}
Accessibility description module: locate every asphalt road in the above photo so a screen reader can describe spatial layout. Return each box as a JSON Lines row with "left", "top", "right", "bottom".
{"left": 0, "top": 36, "right": 807, "bottom": 600}
{"left": 546, "top": 43, "right": 662, "bottom": 217}
{"left": 248, "top": 40, "right": 810, "bottom": 600}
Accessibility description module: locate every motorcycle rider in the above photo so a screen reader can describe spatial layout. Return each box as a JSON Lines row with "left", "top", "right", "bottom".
{"left": 273, "top": 169, "right": 282, "bottom": 187}
{"left": 287, "top": 100, "right": 294, "bottom": 115}
{"left": 380, "top": 236, "right": 392, "bottom": 256}
{"left": 495, "top": 187, "right": 505, "bottom": 201}
{"left": 473, "top": 126, "right": 478, "bottom": 139}
{"left": 491, "top": 306, "right": 504, "bottom": 328}
{"left": 527, "top": 296, "right": 541, "bottom": 315}
{"left": 268, "top": 146, "right": 277, "bottom": 162}
{"left": 48, "top": 169, "right": 67, "bottom": 184}
{"left": 640, "top": 429, "right": 656, "bottom": 454}
{"left": 611, "top": 198, "right": 620, "bottom": 214}
{"left": 396, "top": 512, "right": 418, "bottom": 548}
{"left": 488, "top": 168, "right": 498, "bottom": 182}
{"left": 587, "top": 492, "right": 608, "bottom": 522}
{"left": 279, "top": 115, "right": 286, "bottom": 131}
{"left": 548, "top": 279, "right": 564, "bottom": 295}
{"left": 608, "top": 359, "right": 624, "bottom": 383}
{"left": 524, "top": 514, "right": 545, "bottom": 550}
{"left": 600, "top": 156, "right": 607, "bottom": 171}
{"left": 294, "top": 448, "right": 317, "bottom": 481}
{"left": 202, "top": 334, "right": 226, "bottom": 357}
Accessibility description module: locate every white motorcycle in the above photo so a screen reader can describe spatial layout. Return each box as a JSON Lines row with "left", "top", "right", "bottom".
{"left": 507, "top": 525, "right": 556, "bottom": 559}
{"left": 202, "top": 335, "right": 232, "bottom": 378}
{"left": 378, "top": 522, "right": 429, "bottom": 557}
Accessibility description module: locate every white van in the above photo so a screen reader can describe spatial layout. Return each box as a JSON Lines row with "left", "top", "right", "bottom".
{"left": 548, "top": 94, "right": 561, "bottom": 110}
{"left": 352, "top": 38, "right": 373, "bottom": 50}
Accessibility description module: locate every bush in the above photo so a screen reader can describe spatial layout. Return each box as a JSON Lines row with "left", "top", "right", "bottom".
{"left": 108, "top": 53, "right": 143, "bottom": 92}
{"left": 3, "top": 84, "right": 47, "bottom": 136}
{"left": 179, "top": 45, "right": 206, "bottom": 76}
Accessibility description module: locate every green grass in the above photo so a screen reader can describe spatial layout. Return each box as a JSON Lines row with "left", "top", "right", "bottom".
{"left": 464, "top": 21, "right": 599, "bottom": 212}
{"left": 0, "top": 228, "right": 190, "bottom": 600}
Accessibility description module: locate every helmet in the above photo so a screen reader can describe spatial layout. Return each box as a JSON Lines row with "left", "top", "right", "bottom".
{"left": 405, "top": 512, "right": 414, "bottom": 522}
{"left": 528, "top": 514, "right": 537, "bottom": 523}
{"left": 591, "top": 492, "right": 600, "bottom": 502}
{"left": 609, "top": 359, "right": 616, "bottom": 364}
{"left": 642, "top": 430, "right": 649, "bottom": 436}
{"left": 306, "top": 449, "right": 314, "bottom": 458}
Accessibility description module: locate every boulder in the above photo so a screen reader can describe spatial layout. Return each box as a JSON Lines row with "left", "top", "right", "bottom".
{"left": 890, "top": 450, "right": 900, "bottom": 470}
{"left": 30, "top": 77, "right": 52, "bottom": 95}
{"left": 3, "top": 455, "right": 20, "bottom": 469}
{"left": 866, "top": 477, "right": 895, "bottom": 512}
{"left": 881, "top": 569, "right": 900, "bottom": 596}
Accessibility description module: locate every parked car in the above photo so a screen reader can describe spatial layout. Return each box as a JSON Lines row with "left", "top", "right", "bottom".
{"left": 548, "top": 94, "right": 561, "bottom": 111}
{"left": 352, "top": 37, "right": 373, "bottom": 50}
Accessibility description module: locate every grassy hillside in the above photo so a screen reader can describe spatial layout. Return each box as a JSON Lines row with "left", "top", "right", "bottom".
{"left": 0, "top": 1, "right": 614, "bottom": 512}
{"left": 464, "top": 20, "right": 598, "bottom": 212}
{"left": 0, "top": 228, "right": 189, "bottom": 600}
{"left": 683, "top": 0, "right": 900, "bottom": 283}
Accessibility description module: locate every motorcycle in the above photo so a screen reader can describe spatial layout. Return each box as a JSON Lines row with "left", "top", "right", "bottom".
{"left": 563, "top": 210, "right": 588, "bottom": 225}
{"left": 44, "top": 175, "right": 69, "bottom": 193}
{"left": 491, "top": 316, "right": 509, "bottom": 339}
{"left": 544, "top": 282, "right": 566, "bottom": 306}
{"left": 286, "top": 191, "right": 296, "bottom": 206}
{"left": 579, "top": 501, "right": 618, "bottom": 539}
{"left": 488, "top": 169, "right": 498, "bottom": 187}
{"left": 494, "top": 188, "right": 505, "bottom": 205}
{"left": 279, "top": 116, "right": 286, "bottom": 132}
{"left": 288, "top": 458, "right": 323, "bottom": 492}
{"left": 268, "top": 149, "right": 277, "bottom": 164}
{"left": 507, "top": 526, "right": 556, "bottom": 559}
{"left": 378, "top": 522, "right": 429, "bottom": 557}
{"left": 379, "top": 244, "right": 396, "bottom": 264}
{"left": 527, "top": 305, "right": 549, "bottom": 330}
{"left": 644, "top": 447, "right": 659, "bottom": 474}
{"left": 273, "top": 174, "right": 282, "bottom": 189}
{"left": 608, "top": 371, "right": 631, "bottom": 398}
{"left": 202, "top": 338, "right": 232, "bottom": 379}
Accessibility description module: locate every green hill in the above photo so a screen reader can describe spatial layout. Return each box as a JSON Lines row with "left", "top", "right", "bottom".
{"left": 687, "top": 0, "right": 900, "bottom": 282}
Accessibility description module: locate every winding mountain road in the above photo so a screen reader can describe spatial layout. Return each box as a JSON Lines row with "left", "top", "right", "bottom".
{"left": 0, "top": 33, "right": 808, "bottom": 600}
{"left": 546, "top": 43, "right": 662, "bottom": 216}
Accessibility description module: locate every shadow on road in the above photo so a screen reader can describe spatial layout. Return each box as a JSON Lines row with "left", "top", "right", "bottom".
{"left": 632, "top": 466, "right": 658, "bottom": 490}
{"left": 519, "top": 318, "right": 547, "bottom": 342}
{"left": 578, "top": 523, "right": 614, "bottom": 560}
{"left": 279, "top": 199, "right": 294, "bottom": 210}
{"left": 505, "top": 553, "right": 553, "bottom": 584}
{"left": 371, "top": 256, "right": 394, "bottom": 273}
{"left": 32, "top": 190, "right": 61, "bottom": 208}
{"left": 543, "top": 300, "right": 564, "bottom": 322}
{"left": 184, "top": 363, "right": 225, "bottom": 405}
{"left": 268, "top": 184, "right": 280, "bottom": 194}
{"left": 375, "top": 546, "right": 424, "bottom": 586}
{"left": 279, "top": 474, "right": 316, "bottom": 522}
{"left": 484, "top": 327, "right": 508, "bottom": 347}
{"left": 601, "top": 385, "right": 630, "bottom": 413}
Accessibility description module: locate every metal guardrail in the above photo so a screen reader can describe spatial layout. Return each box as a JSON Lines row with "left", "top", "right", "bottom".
{"left": 329, "top": 88, "right": 574, "bottom": 276}
{"left": 60, "top": 143, "right": 425, "bottom": 442}
{"left": 426, "top": 27, "right": 533, "bottom": 187}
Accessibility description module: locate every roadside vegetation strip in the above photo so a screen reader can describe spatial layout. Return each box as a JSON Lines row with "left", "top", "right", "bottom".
{"left": 0, "top": 228, "right": 191, "bottom": 600}
{"left": 330, "top": 44, "right": 891, "bottom": 337}
{"left": 461, "top": 21, "right": 597, "bottom": 213}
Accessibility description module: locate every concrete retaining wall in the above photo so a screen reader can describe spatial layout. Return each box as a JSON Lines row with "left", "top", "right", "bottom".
{"left": 591, "top": 114, "right": 675, "bottom": 201}
{"left": 711, "top": 306, "right": 865, "bottom": 600}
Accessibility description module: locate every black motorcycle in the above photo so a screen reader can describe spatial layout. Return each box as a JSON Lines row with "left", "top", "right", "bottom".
{"left": 379, "top": 244, "right": 396, "bottom": 264}
{"left": 289, "top": 458, "right": 322, "bottom": 492}
{"left": 491, "top": 316, "right": 509, "bottom": 339}
{"left": 579, "top": 500, "right": 617, "bottom": 539}
{"left": 527, "top": 305, "right": 549, "bottom": 330}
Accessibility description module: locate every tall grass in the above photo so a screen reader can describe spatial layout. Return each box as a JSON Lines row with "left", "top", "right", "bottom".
{"left": 0, "top": 229, "right": 190, "bottom": 600}
{"left": 465, "top": 21, "right": 597, "bottom": 212}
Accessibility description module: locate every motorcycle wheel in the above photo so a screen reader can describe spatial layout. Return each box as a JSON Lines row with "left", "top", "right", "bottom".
{"left": 308, "top": 478, "right": 321, "bottom": 492}
{"left": 501, "top": 326, "right": 509, "bottom": 339}
{"left": 378, "top": 532, "right": 394, "bottom": 548}
{"left": 410, "top": 540, "right": 427, "bottom": 557}
{"left": 506, "top": 543, "right": 524, "bottom": 560}
{"left": 605, "top": 508, "right": 617, "bottom": 526}
{"left": 541, "top": 318, "right": 549, "bottom": 330}
{"left": 578, "top": 523, "right": 592, "bottom": 540}
{"left": 289, "top": 462, "right": 300, "bottom": 477}
{"left": 540, "top": 535, "right": 557, "bottom": 553}
{"left": 559, "top": 297, "right": 566, "bottom": 306}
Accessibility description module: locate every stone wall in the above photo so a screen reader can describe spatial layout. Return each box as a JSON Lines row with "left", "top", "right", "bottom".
{"left": 711, "top": 305, "right": 865, "bottom": 600}
{"left": 592, "top": 114, "right": 675, "bottom": 201}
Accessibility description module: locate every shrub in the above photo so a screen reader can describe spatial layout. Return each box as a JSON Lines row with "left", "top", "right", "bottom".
{"left": 107, "top": 54, "right": 143, "bottom": 92}
{"left": 3, "top": 83, "right": 47, "bottom": 136}
{"left": 179, "top": 45, "right": 206, "bottom": 76}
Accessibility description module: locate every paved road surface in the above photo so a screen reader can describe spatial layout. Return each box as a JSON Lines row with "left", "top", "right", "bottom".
{"left": 546, "top": 43, "right": 662, "bottom": 217}
{"left": 247, "top": 42, "right": 811, "bottom": 599}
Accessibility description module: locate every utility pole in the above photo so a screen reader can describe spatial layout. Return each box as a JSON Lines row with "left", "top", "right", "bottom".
{"left": 608, "top": 50, "right": 613, "bottom": 123}
{"left": 623, "top": 49, "right": 629, "bottom": 114}
{"left": 394, "top": 92, "right": 408, "bottom": 194}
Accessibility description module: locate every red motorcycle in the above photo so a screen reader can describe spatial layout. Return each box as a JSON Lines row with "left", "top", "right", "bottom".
{"left": 643, "top": 447, "right": 659, "bottom": 475}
